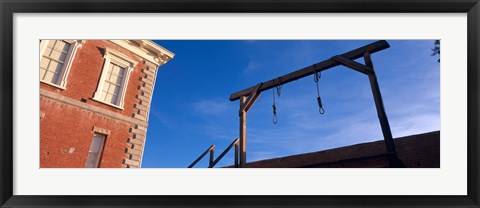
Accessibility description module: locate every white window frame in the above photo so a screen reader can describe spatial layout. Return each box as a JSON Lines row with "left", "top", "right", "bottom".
{"left": 39, "top": 40, "right": 82, "bottom": 89}
{"left": 93, "top": 47, "right": 137, "bottom": 109}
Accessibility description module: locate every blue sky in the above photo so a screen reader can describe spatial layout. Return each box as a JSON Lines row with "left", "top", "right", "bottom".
{"left": 142, "top": 40, "right": 440, "bottom": 168}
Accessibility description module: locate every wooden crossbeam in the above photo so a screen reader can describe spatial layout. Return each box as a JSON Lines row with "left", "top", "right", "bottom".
{"left": 229, "top": 40, "right": 390, "bottom": 101}
{"left": 331, "top": 55, "right": 373, "bottom": 75}
{"left": 241, "top": 83, "right": 263, "bottom": 113}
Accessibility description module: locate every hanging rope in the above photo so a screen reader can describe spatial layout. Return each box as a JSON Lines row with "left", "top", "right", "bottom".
{"left": 313, "top": 64, "right": 325, "bottom": 114}
{"left": 272, "top": 78, "right": 282, "bottom": 124}
{"left": 272, "top": 87, "right": 277, "bottom": 124}
{"left": 276, "top": 77, "right": 282, "bottom": 97}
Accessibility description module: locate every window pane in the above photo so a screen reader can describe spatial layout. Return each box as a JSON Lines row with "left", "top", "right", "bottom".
{"left": 43, "top": 71, "right": 54, "bottom": 82}
{"left": 47, "top": 40, "right": 55, "bottom": 48}
{"left": 59, "top": 52, "right": 68, "bottom": 61}
{"left": 54, "top": 40, "right": 70, "bottom": 53}
{"left": 85, "top": 152, "right": 98, "bottom": 168}
{"left": 51, "top": 73, "right": 60, "bottom": 84}
{"left": 111, "top": 95, "right": 118, "bottom": 104}
{"left": 113, "top": 85, "right": 120, "bottom": 95}
{"left": 42, "top": 61, "right": 62, "bottom": 84}
{"left": 49, "top": 61, "right": 63, "bottom": 74}
{"left": 102, "top": 82, "right": 111, "bottom": 93}
{"left": 40, "top": 57, "right": 49, "bottom": 69}
{"left": 108, "top": 74, "right": 118, "bottom": 83}
{"left": 85, "top": 134, "right": 106, "bottom": 168}
{"left": 105, "top": 93, "right": 113, "bottom": 103}
{"left": 99, "top": 90, "right": 107, "bottom": 101}
{"left": 118, "top": 67, "right": 125, "bottom": 77}
{"left": 108, "top": 84, "right": 116, "bottom": 94}
{"left": 44, "top": 47, "right": 53, "bottom": 57}
{"left": 90, "top": 136, "right": 104, "bottom": 153}
{"left": 111, "top": 65, "right": 119, "bottom": 75}
{"left": 115, "top": 76, "right": 123, "bottom": 85}
{"left": 49, "top": 50, "right": 62, "bottom": 61}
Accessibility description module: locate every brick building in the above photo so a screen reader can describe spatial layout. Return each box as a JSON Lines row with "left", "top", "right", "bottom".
{"left": 40, "top": 40, "right": 174, "bottom": 168}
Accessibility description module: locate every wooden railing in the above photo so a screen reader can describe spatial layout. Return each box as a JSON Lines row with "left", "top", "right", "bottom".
{"left": 187, "top": 144, "right": 214, "bottom": 168}
{"left": 188, "top": 138, "right": 239, "bottom": 168}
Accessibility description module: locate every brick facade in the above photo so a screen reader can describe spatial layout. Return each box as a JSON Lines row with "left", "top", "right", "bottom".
{"left": 40, "top": 40, "right": 173, "bottom": 168}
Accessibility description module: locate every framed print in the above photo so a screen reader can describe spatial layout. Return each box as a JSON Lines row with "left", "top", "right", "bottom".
{"left": 1, "top": 0, "right": 479, "bottom": 207}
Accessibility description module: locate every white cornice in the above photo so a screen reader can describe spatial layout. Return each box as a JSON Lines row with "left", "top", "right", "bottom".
{"left": 104, "top": 47, "right": 138, "bottom": 67}
{"left": 108, "top": 40, "right": 174, "bottom": 66}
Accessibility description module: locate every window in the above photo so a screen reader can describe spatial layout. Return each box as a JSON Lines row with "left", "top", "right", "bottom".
{"left": 93, "top": 48, "right": 136, "bottom": 109}
{"left": 99, "top": 63, "right": 125, "bottom": 105}
{"left": 85, "top": 133, "right": 106, "bottom": 168}
{"left": 39, "top": 40, "right": 81, "bottom": 88}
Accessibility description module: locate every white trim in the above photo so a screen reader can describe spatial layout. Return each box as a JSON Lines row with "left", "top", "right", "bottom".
{"left": 40, "top": 79, "right": 66, "bottom": 90}
{"left": 39, "top": 40, "right": 83, "bottom": 89}
{"left": 104, "top": 47, "right": 138, "bottom": 66}
{"left": 109, "top": 40, "right": 174, "bottom": 66}
{"left": 93, "top": 47, "right": 136, "bottom": 109}
{"left": 92, "top": 97, "right": 125, "bottom": 110}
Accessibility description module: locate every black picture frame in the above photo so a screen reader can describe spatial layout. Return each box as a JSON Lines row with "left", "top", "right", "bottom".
{"left": 1, "top": 0, "right": 479, "bottom": 207}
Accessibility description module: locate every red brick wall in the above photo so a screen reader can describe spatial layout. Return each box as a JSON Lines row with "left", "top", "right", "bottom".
{"left": 40, "top": 40, "right": 149, "bottom": 168}
{"left": 40, "top": 97, "right": 131, "bottom": 168}
{"left": 40, "top": 40, "right": 146, "bottom": 117}
{"left": 394, "top": 131, "right": 440, "bottom": 168}
{"left": 239, "top": 131, "right": 440, "bottom": 168}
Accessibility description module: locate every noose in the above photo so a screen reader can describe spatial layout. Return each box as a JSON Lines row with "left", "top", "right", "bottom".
{"left": 313, "top": 64, "right": 325, "bottom": 114}
{"left": 272, "top": 78, "right": 282, "bottom": 124}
